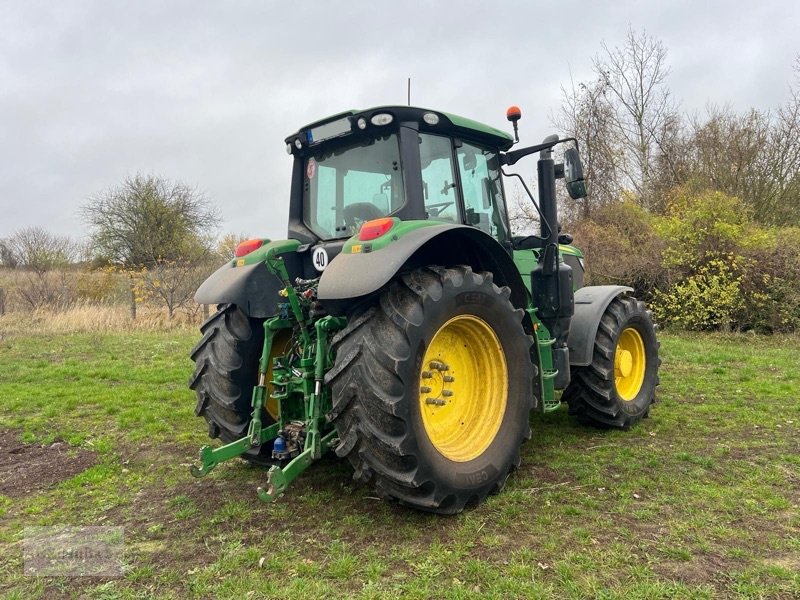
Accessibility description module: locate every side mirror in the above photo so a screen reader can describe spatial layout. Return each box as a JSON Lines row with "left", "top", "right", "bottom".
{"left": 564, "top": 147, "right": 587, "bottom": 200}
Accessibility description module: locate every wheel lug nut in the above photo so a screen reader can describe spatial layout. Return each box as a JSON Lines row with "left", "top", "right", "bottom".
{"left": 429, "top": 361, "right": 448, "bottom": 371}
{"left": 425, "top": 397, "right": 446, "bottom": 406}
{"left": 421, "top": 371, "right": 433, "bottom": 379}
{"left": 443, "top": 375, "right": 454, "bottom": 382}
{"left": 420, "top": 386, "right": 431, "bottom": 394}
{"left": 442, "top": 390, "right": 453, "bottom": 397}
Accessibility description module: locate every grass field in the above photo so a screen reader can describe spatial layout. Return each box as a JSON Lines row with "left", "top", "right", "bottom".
{"left": 0, "top": 323, "right": 798, "bottom": 599}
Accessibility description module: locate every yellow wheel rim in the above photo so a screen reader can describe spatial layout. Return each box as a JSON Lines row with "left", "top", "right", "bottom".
{"left": 265, "top": 330, "right": 292, "bottom": 421}
{"left": 615, "top": 327, "right": 646, "bottom": 401}
{"left": 419, "top": 315, "right": 508, "bottom": 462}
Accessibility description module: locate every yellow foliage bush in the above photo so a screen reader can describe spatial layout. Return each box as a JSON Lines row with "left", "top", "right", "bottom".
{"left": 74, "top": 266, "right": 120, "bottom": 303}
{"left": 653, "top": 258, "right": 745, "bottom": 330}
{"left": 573, "top": 188, "right": 800, "bottom": 332}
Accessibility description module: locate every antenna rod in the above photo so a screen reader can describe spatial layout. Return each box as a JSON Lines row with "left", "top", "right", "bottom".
{"left": 407, "top": 77, "right": 411, "bottom": 106}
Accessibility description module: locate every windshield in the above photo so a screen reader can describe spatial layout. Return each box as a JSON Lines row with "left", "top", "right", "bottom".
{"left": 302, "top": 133, "right": 405, "bottom": 240}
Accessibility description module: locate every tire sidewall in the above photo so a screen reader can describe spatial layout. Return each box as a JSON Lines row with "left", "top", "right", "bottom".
{"left": 398, "top": 272, "right": 533, "bottom": 495}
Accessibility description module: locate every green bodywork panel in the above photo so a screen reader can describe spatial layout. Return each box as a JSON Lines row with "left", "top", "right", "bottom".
{"left": 232, "top": 239, "right": 300, "bottom": 267}
{"left": 341, "top": 218, "right": 444, "bottom": 254}
{"left": 559, "top": 244, "right": 585, "bottom": 258}
{"left": 513, "top": 245, "right": 584, "bottom": 295}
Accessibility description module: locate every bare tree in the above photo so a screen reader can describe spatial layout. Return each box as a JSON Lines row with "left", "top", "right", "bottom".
{"left": 593, "top": 27, "right": 679, "bottom": 207}
{"left": 687, "top": 99, "right": 800, "bottom": 226}
{"left": 765, "top": 55, "right": 800, "bottom": 225}
{"left": 647, "top": 109, "right": 693, "bottom": 211}
{"left": 506, "top": 180, "right": 540, "bottom": 235}
{"left": 554, "top": 76, "right": 625, "bottom": 216}
{"left": 690, "top": 106, "right": 768, "bottom": 199}
{"left": 139, "top": 256, "right": 215, "bottom": 319}
{"left": 0, "top": 239, "right": 19, "bottom": 269}
{"left": 5, "top": 227, "right": 80, "bottom": 274}
{"left": 4, "top": 227, "right": 80, "bottom": 310}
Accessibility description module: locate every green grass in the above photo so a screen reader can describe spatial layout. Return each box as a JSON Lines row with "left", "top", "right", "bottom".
{"left": 0, "top": 329, "right": 798, "bottom": 598}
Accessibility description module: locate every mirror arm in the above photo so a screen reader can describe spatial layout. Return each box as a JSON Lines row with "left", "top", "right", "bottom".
{"left": 501, "top": 137, "right": 579, "bottom": 167}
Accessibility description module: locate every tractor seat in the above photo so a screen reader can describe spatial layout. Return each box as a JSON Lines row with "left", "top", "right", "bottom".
{"left": 343, "top": 202, "right": 384, "bottom": 227}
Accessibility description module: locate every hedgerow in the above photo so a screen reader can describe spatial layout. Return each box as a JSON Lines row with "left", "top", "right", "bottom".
{"left": 571, "top": 189, "right": 800, "bottom": 332}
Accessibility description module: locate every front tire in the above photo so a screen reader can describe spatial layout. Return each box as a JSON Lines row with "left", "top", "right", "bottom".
{"left": 326, "top": 266, "right": 535, "bottom": 514}
{"left": 564, "top": 295, "right": 660, "bottom": 429}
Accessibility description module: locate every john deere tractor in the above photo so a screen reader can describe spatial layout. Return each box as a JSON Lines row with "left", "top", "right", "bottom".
{"left": 189, "top": 105, "right": 660, "bottom": 514}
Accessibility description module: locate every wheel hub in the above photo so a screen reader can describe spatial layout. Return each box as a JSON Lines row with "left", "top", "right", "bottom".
{"left": 614, "top": 327, "right": 646, "bottom": 401}
{"left": 421, "top": 360, "right": 455, "bottom": 406}
{"left": 615, "top": 349, "right": 633, "bottom": 378}
{"left": 418, "top": 315, "right": 508, "bottom": 462}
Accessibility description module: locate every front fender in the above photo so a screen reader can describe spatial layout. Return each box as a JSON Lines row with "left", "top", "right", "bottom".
{"left": 567, "top": 285, "right": 633, "bottom": 366}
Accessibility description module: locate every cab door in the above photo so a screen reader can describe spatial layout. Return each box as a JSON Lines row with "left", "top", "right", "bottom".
{"left": 454, "top": 142, "right": 511, "bottom": 245}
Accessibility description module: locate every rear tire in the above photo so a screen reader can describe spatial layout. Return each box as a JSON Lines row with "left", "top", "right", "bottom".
{"left": 564, "top": 295, "right": 660, "bottom": 429}
{"left": 189, "top": 304, "right": 274, "bottom": 465}
{"left": 326, "top": 266, "right": 535, "bottom": 514}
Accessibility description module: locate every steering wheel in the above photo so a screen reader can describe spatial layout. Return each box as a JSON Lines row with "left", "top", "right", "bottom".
{"left": 426, "top": 201, "right": 454, "bottom": 218}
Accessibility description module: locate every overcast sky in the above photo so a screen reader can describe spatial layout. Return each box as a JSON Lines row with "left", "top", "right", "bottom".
{"left": 1, "top": 0, "right": 798, "bottom": 242}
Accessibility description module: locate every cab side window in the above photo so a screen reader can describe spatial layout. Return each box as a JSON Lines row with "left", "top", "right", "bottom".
{"left": 419, "top": 134, "right": 460, "bottom": 222}
{"left": 456, "top": 142, "right": 509, "bottom": 242}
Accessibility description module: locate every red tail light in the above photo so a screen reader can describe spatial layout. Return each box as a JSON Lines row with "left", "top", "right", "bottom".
{"left": 234, "top": 239, "right": 264, "bottom": 257}
{"left": 358, "top": 217, "right": 395, "bottom": 241}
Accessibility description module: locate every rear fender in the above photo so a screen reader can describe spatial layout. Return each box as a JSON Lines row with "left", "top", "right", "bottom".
{"left": 318, "top": 223, "right": 529, "bottom": 314}
{"left": 194, "top": 239, "right": 300, "bottom": 318}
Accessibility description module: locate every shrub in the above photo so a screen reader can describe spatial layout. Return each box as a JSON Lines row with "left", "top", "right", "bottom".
{"left": 738, "top": 227, "right": 800, "bottom": 332}
{"left": 568, "top": 199, "right": 666, "bottom": 298}
{"left": 650, "top": 190, "right": 799, "bottom": 332}
{"left": 75, "top": 267, "right": 124, "bottom": 304}
{"left": 652, "top": 257, "right": 745, "bottom": 330}
{"left": 569, "top": 188, "right": 800, "bottom": 332}
{"left": 656, "top": 189, "right": 761, "bottom": 273}
{"left": 15, "top": 270, "right": 78, "bottom": 311}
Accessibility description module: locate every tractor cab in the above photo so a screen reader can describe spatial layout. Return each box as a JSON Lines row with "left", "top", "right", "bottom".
{"left": 284, "top": 106, "right": 516, "bottom": 253}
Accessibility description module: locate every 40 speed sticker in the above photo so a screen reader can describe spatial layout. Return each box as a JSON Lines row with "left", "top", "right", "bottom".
{"left": 312, "top": 246, "right": 328, "bottom": 271}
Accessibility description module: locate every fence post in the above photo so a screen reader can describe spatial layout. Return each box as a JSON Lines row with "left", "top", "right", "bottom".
{"left": 128, "top": 276, "right": 136, "bottom": 320}
{"left": 203, "top": 304, "right": 209, "bottom": 319}
{"left": 0, "top": 287, "right": 5, "bottom": 316}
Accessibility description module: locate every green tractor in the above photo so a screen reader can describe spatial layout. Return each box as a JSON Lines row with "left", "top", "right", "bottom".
{"left": 189, "top": 105, "right": 660, "bottom": 514}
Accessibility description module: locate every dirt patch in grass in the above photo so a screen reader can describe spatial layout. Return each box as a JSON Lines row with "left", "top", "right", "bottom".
{"left": 0, "top": 429, "right": 96, "bottom": 497}
{"left": 652, "top": 553, "right": 734, "bottom": 589}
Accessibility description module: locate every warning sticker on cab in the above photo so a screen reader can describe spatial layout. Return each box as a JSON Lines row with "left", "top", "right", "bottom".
{"left": 306, "top": 158, "right": 316, "bottom": 179}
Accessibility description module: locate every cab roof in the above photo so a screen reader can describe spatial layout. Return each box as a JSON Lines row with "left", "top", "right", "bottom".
{"left": 286, "top": 106, "right": 515, "bottom": 152}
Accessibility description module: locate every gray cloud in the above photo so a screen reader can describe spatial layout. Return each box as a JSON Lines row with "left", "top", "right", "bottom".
{"left": 1, "top": 0, "right": 798, "bottom": 242}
